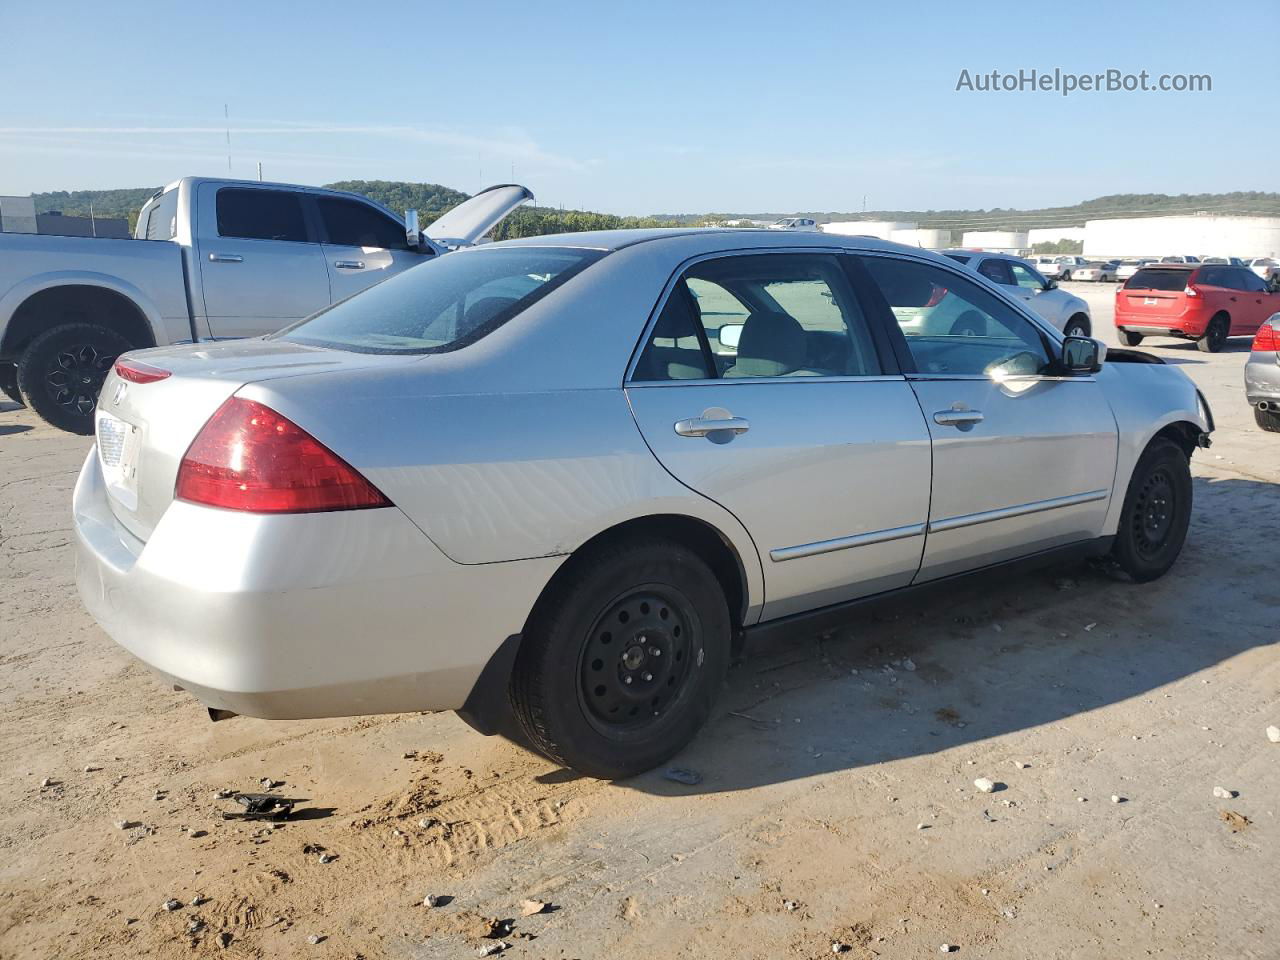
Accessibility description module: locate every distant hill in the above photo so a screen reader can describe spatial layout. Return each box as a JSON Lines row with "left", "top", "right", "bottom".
{"left": 24, "top": 183, "right": 1280, "bottom": 238}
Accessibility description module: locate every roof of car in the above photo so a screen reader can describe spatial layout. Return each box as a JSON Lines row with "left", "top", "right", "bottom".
{"left": 495, "top": 227, "right": 927, "bottom": 256}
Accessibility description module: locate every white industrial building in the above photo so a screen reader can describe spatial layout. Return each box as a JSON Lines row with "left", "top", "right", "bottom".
{"left": 960, "top": 230, "right": 1028, "bottom": 253}
{"left": 821, "top": 220, "right": 915, "bottom": 240}
{"left": 1027, "top": 226, "right": 1087, "bottom": 248}
{"left": 1082, "top": 216, "right": 1280, "bottom": 258}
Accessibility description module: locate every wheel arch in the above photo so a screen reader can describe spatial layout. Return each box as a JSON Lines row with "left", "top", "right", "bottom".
{"left": 0, "top": 275, "right": 162, "bottom": 361}
{"left": 455, "top": 512, "right": 755, "bottom": 739}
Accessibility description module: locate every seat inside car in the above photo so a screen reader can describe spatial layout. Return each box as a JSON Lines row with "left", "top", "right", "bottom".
{"left": 724, "top": 310, "right": 820, "bottom": 377}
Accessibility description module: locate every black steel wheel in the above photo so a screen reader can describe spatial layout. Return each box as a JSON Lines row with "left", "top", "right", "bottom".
{"left": 15, "top": 323, "right": 130, "bottom": 434}
{"left": 1197, "top": 314, "right": 1229, "bottom": 353}
{"left": 510, "top": 538, "right": 731, "bottom": 779}
{"left": 1109, "top": 437, "right": 1192, "bottom": 582}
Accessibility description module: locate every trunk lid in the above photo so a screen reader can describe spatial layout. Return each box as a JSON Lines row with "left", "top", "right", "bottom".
{"left": 94, "top": 339, "right": 419, "bottom": 542}
{"left": 425, "top": 184, "right": 533, "bottom": 247}
{"left": 1120, "top": 267, "right": 1195, "bottom": 317}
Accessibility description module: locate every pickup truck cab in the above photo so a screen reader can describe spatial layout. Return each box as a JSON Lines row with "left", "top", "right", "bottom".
{"left": 0, "top": 177, "right": 531, "bottom": 432}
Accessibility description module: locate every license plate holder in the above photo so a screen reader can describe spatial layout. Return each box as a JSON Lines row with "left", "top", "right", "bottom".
{"left": 97, "top": 411, "right": 141, "bottom": 510}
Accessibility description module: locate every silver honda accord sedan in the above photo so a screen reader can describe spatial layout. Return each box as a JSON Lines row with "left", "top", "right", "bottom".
{"left": 74, "top": 229, "right": 1213, "bottom": 778}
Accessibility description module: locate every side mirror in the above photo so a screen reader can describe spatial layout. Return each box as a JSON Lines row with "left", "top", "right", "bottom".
{"left": 718, "top": 323, "right": 743, "bottom": 350}
{"left": 404, "top": 209, "right": 422, "bottom": 251}
{"left": 1044, "top": 279, "right": 1058, "bottom": 291}
{"left": 1063, "top": 335, "right": 1104, "bottom": 373}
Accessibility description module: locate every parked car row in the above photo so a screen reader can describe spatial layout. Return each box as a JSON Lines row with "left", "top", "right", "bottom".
{"left": 1025, "top": 255, "right": 1280, "bottom": 285}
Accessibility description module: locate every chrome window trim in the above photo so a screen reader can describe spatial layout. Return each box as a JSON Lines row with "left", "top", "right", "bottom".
{"left": 905, "top": 373, "right": 1096, "bottom": 383}
{"left": 624, "top": 245, "right": 884, "bottom": 385}
{"left": 626, "top": 374, "right": 908, "bottom": 389}
{"left": 770, "top": 522, "right": 926, "bottom": 563}
{"left": 928, "top": 489, "right": 1109, "bottom": 534}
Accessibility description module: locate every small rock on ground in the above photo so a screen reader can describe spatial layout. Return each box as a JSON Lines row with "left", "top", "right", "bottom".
{"left": 162, "top": 899, "right": 182, "bottom": 912}
{"left": 663, "top": 767, "right": 702, "bottom": 786}
{"left": 307, "top": 934, "right": 325, "bottom": 945}
{"left": 1267, "top": 725, "right": 1280, "bottom": 744}
{"left": 519, "top": 899, "right": 546, "bottom": 917}
{"left": 973, "top": 778, "right": 997, "bottom": 793}
{"left": 1212, "top": 786, "right": 1236, "bottom": 799}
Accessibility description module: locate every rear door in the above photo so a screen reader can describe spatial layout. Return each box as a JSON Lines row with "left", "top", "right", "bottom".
{"left": 858, "top": 253, "right": 1117, "bottom": 581}
{"left": 313, "top": 194, "right": 425, "bottom": 304}
{"left": 625, "top": 251, "right": 932, "bottom": 621}
{"left": 194, "top": 184, "right": 331, "bottom": 338}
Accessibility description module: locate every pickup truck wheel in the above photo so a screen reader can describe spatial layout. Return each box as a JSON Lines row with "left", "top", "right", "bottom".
{"left": 1197, "top": 314, "right": 1229, "bottom": 353}
{"left": 0, "top": 363, "right": 24, "bottom": 407}
{"left": 15, "top": 323, "right": 130, "bottom": 434}
{"left": 1063, "top": 316, "right": 1090, "bottom": 338}
{"left": 510, "top": 538, "right": 731, "bottom": 780}
{"left": 1109, "top": 437, "right": 1192, "bottom": 583}
{"left": 1118, "top": 330, "right": 1144, "bottom": 347}
{"left": 1256, "top": 407, "right": 1280, "bottom": 432}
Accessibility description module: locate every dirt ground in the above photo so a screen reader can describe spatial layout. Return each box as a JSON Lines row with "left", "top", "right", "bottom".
{"left": 2, "top": 283, "right": 1277, "bottom": 960}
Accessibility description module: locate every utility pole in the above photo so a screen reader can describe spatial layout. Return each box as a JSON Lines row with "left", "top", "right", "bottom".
{"left": 257, "top": 162, "right": 263, "bottom": 182}
{"left": 89, "top": 199, "right": 97, "bottom": 237}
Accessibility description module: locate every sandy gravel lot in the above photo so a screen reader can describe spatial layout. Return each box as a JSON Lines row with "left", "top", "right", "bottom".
{"left": 2, "top": 282, "right": 1277, "bottom": 959}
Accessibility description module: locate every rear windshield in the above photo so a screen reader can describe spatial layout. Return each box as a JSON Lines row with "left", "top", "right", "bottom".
{"left": 943, "top": 253, "right": 971, "bottom": 264}
{"left": 1124, "top": 268, "right": 1191, "bottom": 291}
{"left": 277, "top": 246, "right": 604, "bottom": 355}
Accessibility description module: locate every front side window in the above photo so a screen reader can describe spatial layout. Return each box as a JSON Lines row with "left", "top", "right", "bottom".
{"left": 316, "top": 196, "right": 408, "bottom": 249}
{"left": 216, "top": 188, "right": 308, "bottom": 242}
{"left": 278, "top": 246, "right": 602, "bottom": 354}
{"left": 1009, "top": 262, "right": 1046, "bottom": 289}
{"left": 860, "top": 256, "right": 1051, "bottom": 378}
{"left": 977, "top": 258, "right": 1014, "bottom": 286}
{"left": 634, "top": 253, "right": 882, "bottom": 381}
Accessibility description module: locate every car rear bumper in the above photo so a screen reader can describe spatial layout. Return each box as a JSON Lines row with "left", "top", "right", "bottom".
{"left": 73, "top": 448, "right": 562, "bottom": 720}
{"left": 1245, "top": 353, "right": 1280, "bottom": 404}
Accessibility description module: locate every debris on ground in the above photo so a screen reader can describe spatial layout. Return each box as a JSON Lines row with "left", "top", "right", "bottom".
{"left": 1111, "top": 795, "right": 1125, "bottom": 804}
{"left": 190, "top": 895, "right": 205, "bottom": 907}
{"left": 113, "top": 819, "right": 139, "bottom": 830}
{"left": 832, "top": 942, "right": 850, "bottom": 953}
{"left": 902, "top": 658, "right": 917, "bottom": 671}
{"left": 214, "top": 789, "right": 234, "bottom": 799}
{"left": 1012, "top": 761, "right": 1030, "bottom": 769}
{"left": 973, "top": 778, "right": 997, "bottom": 793}
{"left": 1212, "top": 786, "right": 1237, "bottom": 799}
{"left": 83, "top": 765, "right": 101, "bottom": 773}
{"left": 940, "top": 944, "right": 957, "bottom": 953}
{"left": 162, "top": 899, "right": 182, "bottom": 912}
{"left": 307, "top": 933, "right": 325, "bottom": 944}
{"left": 1084, "top": 623, "right": 1097, "bottom": 632}
{"left": 663, "top": 767, "right": 702, "bottom": 786}
{"left": 218, "top": 932, "right": 233, "bottom": 948}
{"left": 519, "top": 899, "right": 547, "bottom": 917}
{"left": 783, "top": 899, "right": 799, "bottom": 911}
{"left": 423, "top": 894, "right": 444, "bottom": 907}
{"left": 478, "top": 943, "right": 507, "bottom": 957}
{"left": 1220, "top": 810, "right": 1251, "bottom": 832}
{"left": 220, "top": 793, "right": 295, "bottom": 821}
{"left": 186, "top": 919, "right": 205, "bottom": 934}
{"left": 1267, "top": 725, "right": 1280, "bottom": 744}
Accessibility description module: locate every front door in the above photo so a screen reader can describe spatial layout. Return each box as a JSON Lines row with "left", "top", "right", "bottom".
{"left": 625, "top": 252, "right": 932, "bottom": 621}
{"left": 194, "top": 184, "right": 331, "bottom": 338}
{"left": 313, "top": 194, "right": 426, "bottom": 304}
{"left": 857, "top": 254, "right": 1118, "bottom": 581}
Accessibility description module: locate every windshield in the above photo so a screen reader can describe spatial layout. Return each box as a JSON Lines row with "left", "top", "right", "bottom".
{"left": 277, "top": 246, "right": 603, "bottom": 354}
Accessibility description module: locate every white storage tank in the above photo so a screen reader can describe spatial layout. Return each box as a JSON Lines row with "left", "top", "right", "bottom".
{"left": 889, "top": 227, "right": 951, "bottom": 248}
{"left": 821, "top": 220, "right": 915, "bottom": 240}
{"left": 961, "top": 230, "right": 1028, "bottom": 253}
{"left": 1083, "top": 216, "right": 1280, "bottom": 258}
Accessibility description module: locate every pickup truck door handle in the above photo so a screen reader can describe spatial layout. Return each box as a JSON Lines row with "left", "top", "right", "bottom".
{"left": 674, "top": 415, "right": 750, "bottom": 438}
{"left": 333, "top": 260, "right": 365, "bottom": 269}
{"left": 208, "top": 253, "right": 243, "bottom": 263}
{"left": 933, "top": 409, "right": 985, "bottom": 427}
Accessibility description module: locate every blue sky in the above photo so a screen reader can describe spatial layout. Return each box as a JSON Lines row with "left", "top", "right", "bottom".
{"left": 2, "top": 0, "right": 1276, "bottom": 214}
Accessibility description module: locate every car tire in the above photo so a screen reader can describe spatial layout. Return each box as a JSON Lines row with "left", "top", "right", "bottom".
{"left": 949, "top": 310, "right": 987, "bottom": 337}
{"left": 1196, "top": 314, "right": 1229, "bottom": 354}
{"left": 14, "top": 323, "right": 130, "bottom": 434}
{"left": 1061, "top": 270, "right": 1072, "bottom": 281}
{"left": 1063, "top": 316, "right": 1091, "bottom": 338}
{"left": 1255, "top": 407, "right": 1280, "bottom": 432}
{"left": 0, "top": 363, "right": 24, "bottom": 407}
{"left": 1109, "top": 437, "right": 1192, "bottom": 583}
{"left": 510, "top": 537, "right": 732, "bottom": 779}
{"left": 1118, "top": 330, "right": 1144, "bottom": 347}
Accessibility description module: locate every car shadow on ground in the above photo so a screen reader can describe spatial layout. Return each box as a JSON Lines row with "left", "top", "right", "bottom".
{"left": 0, "top": 422, "right": 33, "bottom": 436}
{"left": 613, "top": 475, "right": 1278, "bottom": 795}
{"left": 1148, "top": 339, "right": 1254, "bottom": 357}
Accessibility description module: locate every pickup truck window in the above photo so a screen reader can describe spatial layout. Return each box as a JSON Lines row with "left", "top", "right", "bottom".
{"left": 316, "top": 196, "right": 407, "bottom": 249}
{"left": 216, "top": 188, "right": 309, "bottom": 243}
{"left": 143, "top": 190, "right": 178, "bottom": 241}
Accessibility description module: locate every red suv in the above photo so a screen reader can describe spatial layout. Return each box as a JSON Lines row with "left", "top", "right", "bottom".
{"left": 1115, "top": 264, "right": 1280, "bottom": 352}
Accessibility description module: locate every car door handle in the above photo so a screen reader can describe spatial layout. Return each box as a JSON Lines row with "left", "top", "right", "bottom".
{"left": 674, "top": 415, "right": 750, "bottom": 437}
{"left": 933, "top": 409, "right": 985, "bottom": 426}
{"left": 208, "top": 253, "right": 243, "bottom": 263}
{"left": 333, "top": 260, "right": 365, "bottom": 269}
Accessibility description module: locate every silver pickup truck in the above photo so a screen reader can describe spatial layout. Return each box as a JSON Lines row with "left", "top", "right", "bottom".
{"left": 0, "top": 177, "right": 532, "bottom": 432}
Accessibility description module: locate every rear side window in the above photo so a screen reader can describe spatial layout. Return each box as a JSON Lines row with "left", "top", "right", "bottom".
{"left": 216, "top": 189, "right": 308, "bottom": 242}
{"left": 143, "top": 190, "right": 178, "bottom": 241}
{"left": 1234, "top": 268, "right": 1267, "bottom": 292}
{"left": 977, "top": 258, "right": 1014, "bottom": 285}
{"left": 278, "top": 246, "right": 602, "bottom": 354}
{"left": 944, "top": 253, "right": 971, "bottom": 264}
{"left": 1125, "top": 269, "right": 1191, "bottom": 291}
{"left": 316, "top": 197, "right": 407, "bottom": 249}
{"left": 1196, "top": 266, "right": 1227, "bottom": 287}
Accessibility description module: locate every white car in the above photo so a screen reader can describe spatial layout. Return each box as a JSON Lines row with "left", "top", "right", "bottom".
{"left": 1249, "top": 258, "right": 1279, "bottom": 285}
{"left": 1030, "top": 255, "right": 1064, "bottom": 278}
{"left": 1073, "top": 260, "right": 1120, "bottom": 282}
{"left": 1053, "top": 256, "right": 1091, "bottom": 281}
{"left": 767, "top": 218, "right": 819, "bottom": 231}
{"left": 1116, "top": 259, "right": 1154, "bottom": 281}
{"left": 942, "top": 251, "right": 1092, "bottom": 337}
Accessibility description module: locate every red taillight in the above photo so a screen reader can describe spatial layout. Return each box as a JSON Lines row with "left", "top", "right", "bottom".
{"left": 924, "top": 284, "right": 948, "bottom": 308}
{"left": 114, "top": 358, "right": 171, "bottom": 384}
{"left": 175, "top": 397, "right": 391, "bottom": 513}
{"left": 1184, "top": 285, "right": 1200, "bottom": 298}
{"left": 1253, "top": 321, "right": 1278, "bottom": 351}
